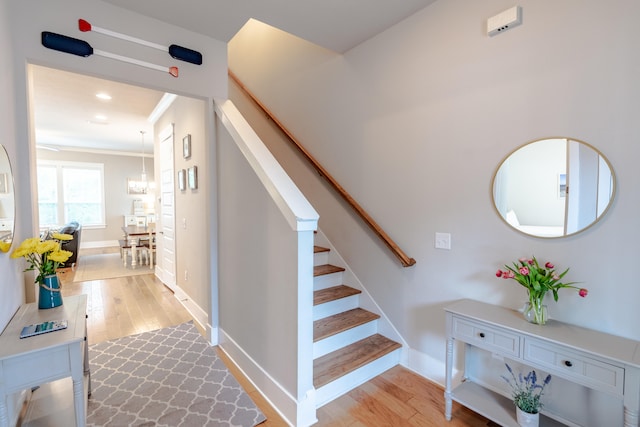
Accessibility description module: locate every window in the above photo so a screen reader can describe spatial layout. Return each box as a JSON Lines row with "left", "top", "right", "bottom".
{"left": 37, "top": 161, "right": 105, "bottom": 228}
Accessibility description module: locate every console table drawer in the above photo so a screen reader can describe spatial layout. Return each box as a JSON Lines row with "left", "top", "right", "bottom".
{"left": 452, "top": 317, "right": 520, "bottom": 357}
{"left": 524, "top": 338, "right": 624, "bottom": 396}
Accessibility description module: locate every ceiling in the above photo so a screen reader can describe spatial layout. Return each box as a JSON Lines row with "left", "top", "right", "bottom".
{"left": 101, "top": 0, "right": 437, "bottom": 53}
{"left": 32, "top": 1, "right": 437, "bottom": 156}
{"left": 32, "top": 64, "right": 164, "bottom": 155}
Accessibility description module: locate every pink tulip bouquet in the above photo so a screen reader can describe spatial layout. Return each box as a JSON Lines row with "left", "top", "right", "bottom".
{"left": 496, "top": 256, "right": 587, "bottom": 324}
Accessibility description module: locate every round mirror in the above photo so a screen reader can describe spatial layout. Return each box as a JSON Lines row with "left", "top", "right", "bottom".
{"left": 492, "top": 137, "right": 615, "bottom": 238}
{"left": 0, "top": 145, "right": 15, "bottom": 252}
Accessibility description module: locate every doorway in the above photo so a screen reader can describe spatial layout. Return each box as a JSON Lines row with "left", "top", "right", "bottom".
{"left": 29, "top": 64, "right": 176, "bottom": 290}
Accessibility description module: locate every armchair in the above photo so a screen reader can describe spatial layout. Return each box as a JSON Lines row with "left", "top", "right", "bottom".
{"left": 58, "top": 221, "right": 82, "bottom": 266}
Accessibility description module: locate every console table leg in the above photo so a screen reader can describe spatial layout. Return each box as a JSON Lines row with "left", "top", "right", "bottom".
{"left": 0, "top": 398, "right": 8, "bottom": 427}
{"left": 73, "top": 376, "right": 85, "bottom": 427}
{"left": 624, "top": 407, "right": 639, "bottom": 427}
{"left": 445, "top": 338, "right": 454, "bottom": 421}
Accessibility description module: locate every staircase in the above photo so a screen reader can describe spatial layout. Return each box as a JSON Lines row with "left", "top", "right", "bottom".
{"left": 312, "top": 242, "right": 402, "bottom": 407}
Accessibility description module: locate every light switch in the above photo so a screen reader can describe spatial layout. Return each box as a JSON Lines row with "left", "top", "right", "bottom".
{"left": 435, "top": 232, "right": 451, "bottom": 250}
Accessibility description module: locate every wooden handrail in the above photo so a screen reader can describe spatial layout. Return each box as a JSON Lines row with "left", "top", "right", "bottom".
{"left": 228, "top": 70, "right": 416, "bottom": 267}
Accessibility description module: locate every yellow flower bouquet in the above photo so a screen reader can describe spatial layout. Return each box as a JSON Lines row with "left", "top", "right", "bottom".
{"left": 11, "top": 233, "right": 73, "bottom": 283}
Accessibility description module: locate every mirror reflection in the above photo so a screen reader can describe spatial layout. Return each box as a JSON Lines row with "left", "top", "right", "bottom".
{"left": 0, "top": 145, "right": 15, "bottom": 252}
{"left": 493, "top": 137, "right": 615, "bottom": 238}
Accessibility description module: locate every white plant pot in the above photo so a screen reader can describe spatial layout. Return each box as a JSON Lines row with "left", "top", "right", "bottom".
{"left": 516, "top": 407, "right": 539, "bottom": 427}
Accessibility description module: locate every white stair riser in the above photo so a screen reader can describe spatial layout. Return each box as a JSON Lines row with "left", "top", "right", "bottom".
{"left": 315, "top": 348, "right": 401, "bottom": 408}
{"left": 313, "top": 321, "right": 378, "bottom": 359}
{"left": 314, "top": 251, "right": 329, "bottom": 266}
{"left": 314, "top": 272, "right": 343, "bottom": 290}
{"left": 313, "top": 294, "right": 360, "bottom": 320}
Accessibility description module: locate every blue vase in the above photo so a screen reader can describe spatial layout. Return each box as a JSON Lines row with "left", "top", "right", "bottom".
{"left": 38, "top": 274, "right": 63, "bottom": 309}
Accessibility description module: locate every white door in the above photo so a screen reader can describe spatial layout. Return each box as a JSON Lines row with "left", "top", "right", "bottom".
{"left": 157, "top": 125, "right": 176, "bottom": 290}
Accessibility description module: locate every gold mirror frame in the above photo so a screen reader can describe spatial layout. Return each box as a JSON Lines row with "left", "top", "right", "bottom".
{"left": 0, "top": 145, "right": 15, "bottom": 252}
{"left": 492, "top": 137, "right": 616, "bottom": 238}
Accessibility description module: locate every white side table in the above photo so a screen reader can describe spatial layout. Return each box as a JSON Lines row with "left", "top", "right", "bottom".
{"left": 0, "top": 294, "right": 89, "bottom": 427}
{"left": 445, "top": 299, "right": 640, "bottom": 427}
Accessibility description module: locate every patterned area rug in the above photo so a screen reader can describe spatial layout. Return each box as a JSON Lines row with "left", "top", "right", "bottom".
{"left": 87, "top": 322, "right": 267, "bottom": 426}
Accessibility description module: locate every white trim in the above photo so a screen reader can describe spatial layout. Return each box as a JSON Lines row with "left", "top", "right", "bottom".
{"left": 37, "top": 146, "right": 154, "bottom": 158}
{"left": 404, "top": 347, "right": 451, "bottom": 388}
{"left": 80, "top": 240, "right": 119, "bottom": 249}
{"left": 214, "top": 99, "right": 318, "bottom": 232}
{"left": 218, "top": 328, "right": 297, "bottom": 427}
{"left": 148, "top": 93, "right": 178, "bottom": 124}
{"left": 173, "top": 286, "right": 208, "bottom": 336}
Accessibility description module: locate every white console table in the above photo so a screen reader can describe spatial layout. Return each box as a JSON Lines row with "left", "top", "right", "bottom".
{"left": 0, "top": 294, "right": 90, "bottom": 427}
{"left": 445, "top": 299, "right": 640, "bottom": 427}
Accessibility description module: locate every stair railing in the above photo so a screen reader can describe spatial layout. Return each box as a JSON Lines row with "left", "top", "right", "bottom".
{"left": 229, "top": 70, "right": 416, "bottom": 267}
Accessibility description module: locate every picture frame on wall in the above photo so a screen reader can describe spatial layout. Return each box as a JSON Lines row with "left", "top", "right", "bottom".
{"left": 178, "top": 169, "right": 186, "bottom": 191}
{"left": 183, "top": 134, "right": 191, "bottom": 159}
{"left": 188, "top": 166, "right": 198, "bottom": 190}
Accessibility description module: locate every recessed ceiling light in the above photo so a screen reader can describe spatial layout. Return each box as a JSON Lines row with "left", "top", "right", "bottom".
{"left": 95, "top": 114, "right": 108, "bottom": 121}
{"left": 96, "top": 92, "right": 112, "bottom": 100}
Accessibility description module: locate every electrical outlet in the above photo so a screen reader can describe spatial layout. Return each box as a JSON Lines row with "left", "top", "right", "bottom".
{"left": 184, "top": 270, "right": 188, "bottom": 281}
{"left": 435, "top": 232, "right": 451, "bottom": 250}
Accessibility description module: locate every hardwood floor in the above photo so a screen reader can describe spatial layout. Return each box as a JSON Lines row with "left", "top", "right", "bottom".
{"left": 60, "top": 251, "right": 492, "bottom": 427}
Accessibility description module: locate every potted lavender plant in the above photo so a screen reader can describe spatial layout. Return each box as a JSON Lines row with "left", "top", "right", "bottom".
{"left": 502, "top": 363, "right": 551, "bottom": 427}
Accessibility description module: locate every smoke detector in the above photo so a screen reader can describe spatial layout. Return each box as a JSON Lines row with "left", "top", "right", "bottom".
{"left": 487, "top": 6, "right": 522, "bottom": 37}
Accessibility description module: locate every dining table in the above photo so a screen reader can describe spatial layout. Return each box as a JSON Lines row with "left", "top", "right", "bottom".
{"left": 121, "top": 225, "right": 155, "bottom": 268}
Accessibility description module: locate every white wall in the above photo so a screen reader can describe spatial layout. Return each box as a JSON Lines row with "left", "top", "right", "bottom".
{"left": 0, "top": 0, "right": 24, "bottom": 330}
{"left": 154, "top": 96, "right": 211, "bottom": 320}
{"left": 228, "top": 0, "right": 640, "bottom": 383}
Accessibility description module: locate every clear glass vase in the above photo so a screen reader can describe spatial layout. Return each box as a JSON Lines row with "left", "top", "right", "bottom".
{"left": 523, "top": 298, "right": 547, "bottom": 325}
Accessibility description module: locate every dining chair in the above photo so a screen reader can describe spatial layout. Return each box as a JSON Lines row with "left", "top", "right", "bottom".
{"left": 140, "top": 223, "right": 156, "bottom": 269}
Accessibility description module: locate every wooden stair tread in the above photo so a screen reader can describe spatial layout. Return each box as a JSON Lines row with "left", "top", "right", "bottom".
{"left": 314, "top": 264, "right": 345, "bottom": 277}
{"left": 314, "top": 308, "right": 379, "bottom": 342}
{"left": 314, "top": 245, "right": 330, "bottom": 253}
{"left": 313, "top": 334, "right": 401, "bottom": 388}
{"left": 314, "top": 285, "right": 361, "bottom": 306}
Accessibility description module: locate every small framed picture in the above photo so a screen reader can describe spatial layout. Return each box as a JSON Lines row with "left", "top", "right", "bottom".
{"left": 188, "top": 166, "right": 198, "bottom": 190}
{"left": 182, "top": 134, "right": 191, "bottom": 159}
{"left": 178, "top": 169, "right": 186, "bottom": 191}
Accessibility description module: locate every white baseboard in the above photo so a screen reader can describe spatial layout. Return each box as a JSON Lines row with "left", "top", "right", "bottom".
{"left": 403, "top": 347, "right": 455, "bottom": 388}
{"left": 173, "top": 286, "right": 209, "bottom": 338}
{"left": 218, "top": 328, "right": 318, "bottom": 427}
{"left": 80, "top": 240, "right": 119, "bottom": 249}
